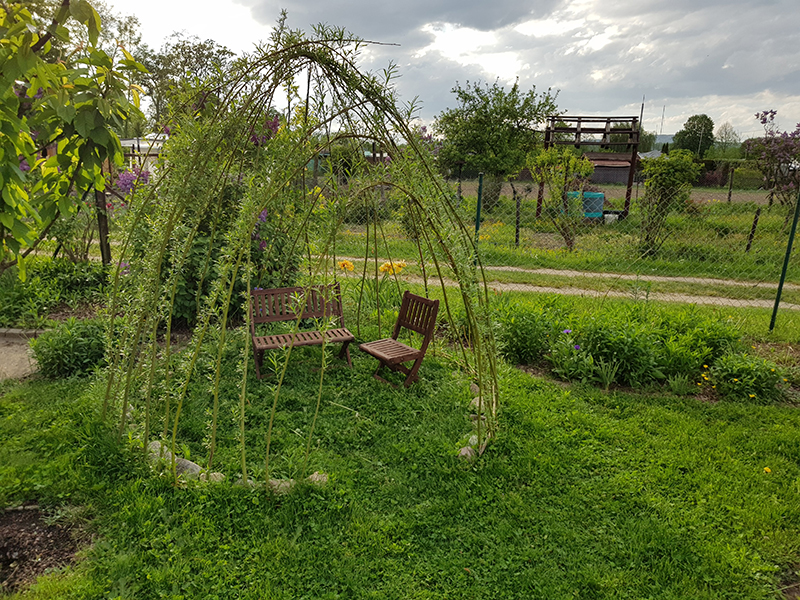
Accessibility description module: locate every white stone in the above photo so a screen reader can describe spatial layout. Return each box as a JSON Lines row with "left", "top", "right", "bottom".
{"left": 307, "top": 471, "right": 328, "bottom": 486}
{"left": 469, "top": 397, "right": 486, "bottom": 412}
{"left": 268, "top": 479, "right": 296, "bottom": 494}
{"left": 458, "top": 446, "right": 477, "bottom": 461}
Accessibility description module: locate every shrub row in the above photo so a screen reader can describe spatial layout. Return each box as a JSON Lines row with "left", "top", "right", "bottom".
{"left": 494, "top": 297, "right": 786, "bottom": 403}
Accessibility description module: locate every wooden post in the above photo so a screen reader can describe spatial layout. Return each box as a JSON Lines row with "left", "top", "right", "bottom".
{"left": 727, "top": 167, "right": 734, "bottom": 203}
{"left": 745, "top": 207, "right": 761, "bottom": 253}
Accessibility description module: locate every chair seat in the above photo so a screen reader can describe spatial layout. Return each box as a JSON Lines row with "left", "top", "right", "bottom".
{"left": 255, "top": 327, "right": 354, "bottom": 351}
{"left": 359, "top": 338, "right": 421, "bottom": 364}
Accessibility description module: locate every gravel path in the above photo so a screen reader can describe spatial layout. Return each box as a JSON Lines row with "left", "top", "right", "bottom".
{"left": 336, "top": 257, "right": 796, "bottom": 310}
{"left": 0, "top": 333, "right": 38, "bottom": 382}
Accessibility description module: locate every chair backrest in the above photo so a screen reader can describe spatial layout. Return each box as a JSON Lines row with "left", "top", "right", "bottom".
{"left": 250, "top": 284, "right": 344, "bottom": 331}
{"left": 392, "top": 291, "right": 439, "bottom": 348}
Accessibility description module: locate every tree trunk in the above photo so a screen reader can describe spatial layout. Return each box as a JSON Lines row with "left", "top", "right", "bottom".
{"left": 95, "top": 187, "right": 112, "bottom": 266}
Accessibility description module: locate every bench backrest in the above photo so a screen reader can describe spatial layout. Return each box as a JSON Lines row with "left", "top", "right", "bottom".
{"left": 250, "top": 284, "right": 345, "bottom": 332}
{"left": 392, "top": 291, "right": 439, "bottom": 349}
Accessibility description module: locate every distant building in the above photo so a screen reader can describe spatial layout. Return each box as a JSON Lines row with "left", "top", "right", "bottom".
{"left": 119, "top": 134, "right": 166, "bottom": 170}
{"left": 584, "top": 152, "right": 636, "bottom": 185}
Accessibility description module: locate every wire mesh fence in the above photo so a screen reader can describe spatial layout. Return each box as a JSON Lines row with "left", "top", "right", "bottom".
{"left": 334, "top": 176, "right": 800, "bottom": 334}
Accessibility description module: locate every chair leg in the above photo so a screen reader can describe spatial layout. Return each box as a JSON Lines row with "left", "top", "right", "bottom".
{"left": 403, "top": 358, "right": 424, "bottom": 388}
{"left": 339, "top": 341, "right": 353, "bottom": 367}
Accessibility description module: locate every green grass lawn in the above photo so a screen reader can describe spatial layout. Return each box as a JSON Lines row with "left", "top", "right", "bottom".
{"left": 2, "top": 350, "right": 800, "bottom": 599}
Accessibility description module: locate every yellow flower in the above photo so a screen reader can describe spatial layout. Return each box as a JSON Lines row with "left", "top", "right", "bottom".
{"left": 703, "top": 365, "right": 708, "bottom": 369}
{"left": 733, "top": 378, "right": 738, "bottom": 382}
{"left": 338, "top": 260, "right": 354, "bottom": 272}
{"left": 749, "top": 394, "right": 755, "bottom": 398}
{"left": 764, "top": 467, "right": 771, "bottom": 473}
{"left": 379, "top": 260, "right": 406, "bottom": 275}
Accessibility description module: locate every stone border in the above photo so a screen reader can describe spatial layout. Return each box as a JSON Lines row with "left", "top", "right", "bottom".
{"left": 0, "top": 328, "right": 46, "bottom": 340}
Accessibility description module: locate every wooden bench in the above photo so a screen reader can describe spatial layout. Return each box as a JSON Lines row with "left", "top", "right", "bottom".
{"left": 359, "top": 291, "right": 439, "bottom": 388}
{"left": 250, "top": 284, "right": 354, "bottom": 379}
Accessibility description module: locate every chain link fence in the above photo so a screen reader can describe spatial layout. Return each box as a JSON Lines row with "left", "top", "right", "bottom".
{"left": 334, "top": 175, "right": 800, "bottom": 333}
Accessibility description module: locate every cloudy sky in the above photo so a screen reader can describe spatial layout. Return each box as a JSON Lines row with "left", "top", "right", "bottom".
{"left": 106, "top": 0, "right": 800, "bottom": 138}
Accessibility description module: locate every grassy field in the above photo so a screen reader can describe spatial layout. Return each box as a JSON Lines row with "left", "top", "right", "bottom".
{"left": 2, "top": 347, "right": 800, "bottom": 599}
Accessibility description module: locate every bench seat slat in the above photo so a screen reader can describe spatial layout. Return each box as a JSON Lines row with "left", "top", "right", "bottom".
{"left": 254, "top": 327, "right": 354, "bottom": 351}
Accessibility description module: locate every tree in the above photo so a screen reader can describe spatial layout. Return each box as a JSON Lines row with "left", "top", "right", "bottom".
{"left": 638, "top": 149, "right": 701, "bottom": 256}
{"left": 434, "top": 79, "right": 558, "bottom": 211}
{"left": 639, "top": 129, "right": 657, "bottom": 153}
{"left": 673, "top": 114, "right": 715, "bottom": 158}
{"left": 528, "top": 147, "right": 594, "bottom": 251}
{"left": 743, "top": 110, "right": 800, "bottom": 210}
{"left": 706, "top": 121, "right": 741, "bottom": 159}
{"left": 607, "top": 122, "right": 656, "bottom": 153}
{"left": 0, "top": 1, "right": 144, "bottom": 274}
{"left": 138, "top": 33, "right": 234, "bottom": 129}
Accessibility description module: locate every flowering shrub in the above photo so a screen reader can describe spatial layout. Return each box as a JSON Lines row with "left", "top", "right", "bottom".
{"left": 379, "top": 260, "right": 406, "bottom": 275}
{"left": 742, "top": 110, "right": 800, "bottom": 207}
{"left": 250, "top": 115, "right": 280, "bottom": 146}
{"left": 115, "top": 166, "right": 150, "bottom": 197}
{"left": 710, "top": 353, "right": 785, "bottom": 403}
{"left": 337, "top": 260, "right": 354, "bottom": 272}
{"left": 548, "top": 331, "right": 596, "bottom": 384}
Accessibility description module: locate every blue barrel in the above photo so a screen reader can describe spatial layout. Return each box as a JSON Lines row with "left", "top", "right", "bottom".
{"left": 582, "top": 192, "right": 604, "bottom": 218}
{"left": 566, "top": 192, "right": 605, "bottom": 218}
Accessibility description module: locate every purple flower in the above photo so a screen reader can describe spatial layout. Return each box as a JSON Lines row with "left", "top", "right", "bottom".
{"left": 19, "top": 157, "right": 30, "bottom": 172}
{"left": 259, "top": 241, "right": 267, "bottom": 251}
{"left": 574, "top": 344, "right": 581, "bottom": 350}
{"left": 562, "top": 329, "right": 572, "bottom": 334}
{"left": 258, "top": 208, "right": 268, "bottom": 222}
{"left": 265, "top": 116, "right": 279, "bottom": 136}
{"left": 115, "top": 167, "right": 150, "bottom": 196}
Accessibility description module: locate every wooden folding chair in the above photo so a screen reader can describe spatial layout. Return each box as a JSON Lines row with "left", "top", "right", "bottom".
{"left": 359, "top": 291, "right": 439, "bottom": 388}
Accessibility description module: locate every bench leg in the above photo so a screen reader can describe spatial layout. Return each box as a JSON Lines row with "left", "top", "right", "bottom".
{"left": 253, "top": 348, "right": 264, "bottom": 380}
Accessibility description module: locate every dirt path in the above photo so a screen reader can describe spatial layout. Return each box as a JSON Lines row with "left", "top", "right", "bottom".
{"left": 334, "top": 257, "right": 796, "bottom": 310}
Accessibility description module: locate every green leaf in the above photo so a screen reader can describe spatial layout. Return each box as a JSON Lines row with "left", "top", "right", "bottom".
{"left": 16, "top": 38, "right": 38, "bottom": 75}
{"left": 74, "top": 109, "right": 95, "bottom": 138}
{"left": 55, "top": 95, "right": 76, "bottom": 123}
{"left": 69, "top": 1, "right": 100, "bottom": 46}
{"left": 89, "top": 126, "right": 109, "bottom": 147}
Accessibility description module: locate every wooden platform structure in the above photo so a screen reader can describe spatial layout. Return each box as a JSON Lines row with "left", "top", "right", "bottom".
{"left": 537, "top": 116, "right": 640, "bottom": 218}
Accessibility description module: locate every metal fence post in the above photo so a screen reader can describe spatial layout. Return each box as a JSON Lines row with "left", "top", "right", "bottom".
{"left": 770, "top": 189, "right": 800, "bottom": 332}
{"left": 474, "top": 172, "right": 484, "bottom": 244}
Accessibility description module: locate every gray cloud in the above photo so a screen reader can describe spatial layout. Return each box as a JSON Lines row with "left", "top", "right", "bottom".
{"left": 235, "top": 0, "right": 800, "bottom": 133}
